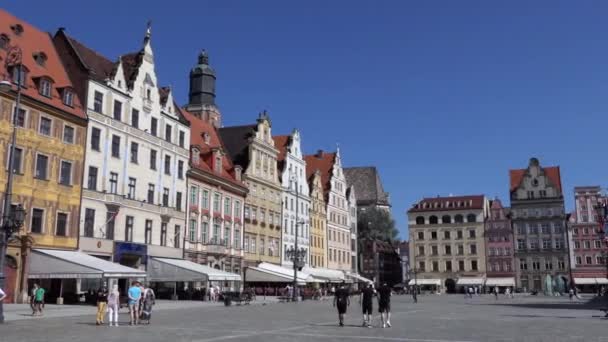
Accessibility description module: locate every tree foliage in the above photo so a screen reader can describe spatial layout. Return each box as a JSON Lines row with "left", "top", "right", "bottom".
{"left": 357, "top": 207, "right": 399, "bottom": 242}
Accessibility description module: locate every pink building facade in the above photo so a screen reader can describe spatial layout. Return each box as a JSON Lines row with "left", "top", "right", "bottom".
{"left": 484, "top": 199, "right": 515, "bottom": 287}
{"left": 570, "top": 186, "right": 607, "bottom": 290}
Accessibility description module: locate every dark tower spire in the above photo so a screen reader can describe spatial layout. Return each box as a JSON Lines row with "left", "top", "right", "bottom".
{"left": 188, "top": 50, "right": 216, "bottom": 106}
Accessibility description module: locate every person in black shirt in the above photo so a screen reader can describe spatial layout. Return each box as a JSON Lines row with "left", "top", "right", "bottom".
{"left": 333, "top": 281, "right": 350, "bottom": 327}
{"left": 378, "top": 283, "right": 392, "bottom": 328}
{"left": 95, "top": 284, "right": 108, "bottom": 325}
{"left": 359, "top": 283, "right": 375, "bottom": 328}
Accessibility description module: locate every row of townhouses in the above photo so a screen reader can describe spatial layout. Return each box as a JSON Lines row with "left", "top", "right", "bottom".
{"left": 408, "top": 157, "right": 608, "bottom": 294}
{"left": 0, "top": 9, "right": 376, "bottom": 303}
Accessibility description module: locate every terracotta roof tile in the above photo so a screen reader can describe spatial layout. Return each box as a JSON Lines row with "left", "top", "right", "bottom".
{"left": 182, "top": 110, "right": 244, "bottom": 189}
{"left": 408, "top": 195, "right": 485, "bottom": 213}
{"left": 509, "top": 166, "right": 562, "bottom": 193}
{"left": 272, "top": 135, "right": 290, "bottom": 162}
{"left": 304, "top": 151, "right": 336, "bottom": 198}
{"left": 0, "top": 9, "right": 85, "bottom": 119}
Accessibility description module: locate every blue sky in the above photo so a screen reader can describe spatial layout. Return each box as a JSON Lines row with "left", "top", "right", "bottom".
{"left": 5, "top": 1, "right": 608, "bottom": 239}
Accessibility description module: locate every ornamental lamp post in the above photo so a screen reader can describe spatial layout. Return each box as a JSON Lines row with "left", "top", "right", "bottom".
{"left": 0, "top": 45, "right": 26, "bottom": 324}
{"left": 594, "top": 197, "right": 608, "bottom": 283}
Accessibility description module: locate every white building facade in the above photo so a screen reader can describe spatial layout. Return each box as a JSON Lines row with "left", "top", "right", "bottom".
{"left": 325, "top": 149, "right": 352, "bottom": 272}
{"left": 275, "top": 131, "right": 311, "bottom": 268}
{"left": 57, "top": 27, "right": 188, "bottom": 267}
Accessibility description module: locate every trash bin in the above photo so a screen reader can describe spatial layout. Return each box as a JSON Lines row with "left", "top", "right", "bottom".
{"left": 224, "top": 294, "right": 232, "bottom": 306}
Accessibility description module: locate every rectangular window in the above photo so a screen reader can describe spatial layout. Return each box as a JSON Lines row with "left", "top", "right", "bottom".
{"left": 63, "top": 125, "right": 74, "bottom": 144}
{"left": 558, "top": 259, "right": 565, "bottom": 270}
{"left": 419, "top": 261, "right": 425, "bottom": 272}
{"left": 574, "top": 241, "right": 580, "bottom": 249}
{"left": 179, "top": 131, "right": 185, "bottom": 148}
{"left": 91, "top": 127, "right": 101, "bottom": 151}
{"left": 417, "top": 246, "right": 424, "bottom": 256}
{"left": 469, "top": 229, "right": 476, "bottom": 238}
{"left": 109, "top": 172, "right": 118, "bottom": 194}
{"left": 555, "top": 239, "right": 563, "bottom": 249}
{"left": 431, "top": 245, "right": 438, "bottom": 255}
{"left": 106, "top": 212, "right": 115, "bottom": 240}
{"left": 113, "top": 100, "right": 122, "bottom": 121}
{"left": 576, "top": 256, "right": 582, "bottom": 265}
{"left": 163, "top": 188, "right": 169, "bottom": 207}
{"left": 543, "top": 239, "right": 551, "bottom": 250}
{"left": 13, "top": 107, "right": 26, "bottom": 127}
{"left": 189, "top": 219, "right": 197, "bottom": 242}
{"left": 213, "top": 223, "right": 220, "bottom": 244}
{"left": 131, "top": 109, "right": 139, "bottom": 128}
{"left": 471, "top": 260, "right": 478, "bottom": 271}
{"left": 39, "top": 117, "right": 52, "bottom": 136}
{"left": 59, "top": 160, "right": 72, "bottom": 185}
{"left": 545, "top": 260, "right": 553, "bottom": 270}
{"left": 234, "top": 201, "right": 241, "bottom": 219}
{"left": 541, "top": 223, "right": 551, "bottom": 234}
{"left": 147, "top": 184, "right": 155, "bottom": 204}
{"left": 31, "top": 208, "right": 44, "bottom": 234}
{"left": 111, "top": 135, "right": 120, "bottom": 157}
{"left": 431, "top": 231, "right": 437, "bottom": 240}
{"left": 445, "top": 260, "right": 452, "bottom": 271}
{"left": 165, "top": 124, "right": 172, "bottom": 143}
{"left": 39, "top": 79, "right": 52, "bottom": 97}
{"left": 470, "top": 244, "right": 477, "bottom": 255}
{"left": 35, "top": 154, "right": 48, "bottom": 179}
{"left": 432, "top": 261, "right": 439, "bottom": 272}
{"left": 125, "top": 216, "right": 134, "bottom": 242}
{"left": 529, "top": 224, "right": 538, "bottom": 235}
{"left": 458, "top": 260, "right": 465, "bottom": 271}
{"left": 63, "top": 90, "right": 74, "bottom": 106}
{"left": 93, "top": 91, "right": 103, "bottom": 113}
{"left": 444, "top": 231, "right": 450, "bottom": 239}
{"left": 457, "top": 230, "right": 463, "bottom": 239}
{"left": 174, "top": 225, "right": 180, "bottom": 248}
{"left": 202, "top": 190, "right": 209, "bottom": 209}
{"left": 520, "top": 259, "right": 528, "bottom": 270}
{"left": 161, "top": 223, "right": 167, "bottom": 246}
{"left": 164, "top": 155, "right": 171, "bottom": 175}
{"left": 445, "top": 245, "right": 451, "bottom": 255}
{"left": 151, "top": 117, "right": 158, "bottom": 136}
{"left": 130, "top": 142, "right": 138, "bottom": 163}
{"left": 517, "top": 239, "right": 525, "bottom": 250}
{"left": 6, "top": 146, "right": 23, "bottom": 174}
{"left": 190, "top": 186, "right": 199, "bottom": 206}
{"left": 417, "top": 231, "right": 424, "bottom": 240}
{"left": 201, "top": 222, "right": 208, "bottom": 243}
{"left": 225, "top": 225, "right": 231, "bottom": 247}
{"left": 532, "top": 260, "right": 541, "bottom": 270}
{"left": 55, "top": 213, "right": 68, "bottom": 236}
{"left": 150, "top": 150, "right": 157, "bottom": 170}
{"left": 145, "top": 219, "right": 153, "bottom": 244}
{"left": 595, "top": 240, "right": 602, "bottom": 249}
{"left": 128, "top": 177, "right": 136, "bottom": 199}
{"left": 178, "top": 160, "right": 184, "bottom": 179}
{"left": 176, "top": 192, "right": 182, "bottom": 211}
{"left": 224, "top": 197, "right": 231, "bottom": 216}
{"left": 530, "top": 239, "right": 539, "bottom": 250}
{"left": 457, "top": 244, "right": 464, "bottom": 255}
{"left": 84, "top": 208, "right": 95, "bottom": 237}
{"left": 213, "top": 193, "right": 221, "bottom": 212}
{"left": 234, "top": 227, "right": 240, "bottom": 248}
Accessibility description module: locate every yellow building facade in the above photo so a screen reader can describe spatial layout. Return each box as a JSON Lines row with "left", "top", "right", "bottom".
{"left": 0, "top": 10, "right": 87, "bottom": 302}
{"left": 309, "top": 170, "right": 327, "bottom": 268}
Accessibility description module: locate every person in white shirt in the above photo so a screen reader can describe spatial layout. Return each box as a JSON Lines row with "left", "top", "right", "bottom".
{"left": 107, "top": 284, "right": 120, "bottom": 327}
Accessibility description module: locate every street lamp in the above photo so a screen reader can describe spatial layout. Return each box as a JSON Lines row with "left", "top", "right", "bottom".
{"left": 408, "top": 266, "right": 418, "bottom": 303}
{"left": 0, "top": 45, "right": 25, "bottom": 324}
{"left": 593, "top": 197, "right": 608, "bottom": 283}
{"left": 285, "top": 172, "right": 307, "bottom": 302}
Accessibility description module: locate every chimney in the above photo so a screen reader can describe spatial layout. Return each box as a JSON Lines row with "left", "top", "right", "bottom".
{"left": 316, "top": 149, "right": 323, "bottom": 158}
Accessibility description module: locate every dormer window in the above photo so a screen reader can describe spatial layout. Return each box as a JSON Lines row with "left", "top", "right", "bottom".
{"left": 0, "top": 34, "right": 9, "bottom": 50}
{"left": 11, "top": 66, "right": 27, "bottom": 86}
{"left": 146, "top": 88, "right": 151, "bottom": 100}
{"left": 63, "top": 89, "right": 74, "bottom": 107}
{"left": 39, "top": 78, "right": 52, "bottom": 98}
{"left": 33, "top": 52, "right": 47, "bottom": 67}
{"left": 10, "top": 24, "right": 24, "bottom": 36}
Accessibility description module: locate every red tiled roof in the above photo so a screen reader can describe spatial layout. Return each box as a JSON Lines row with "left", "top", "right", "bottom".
{"left": 509, "top": 166, "right": 562, "bottom": 193}
{"left": 408, "top": 195, "right": 485, "bottom": 213}
{"left": 272, "top": 135, "right": 290, "bottom": 162}
{"left": 304, "top": 151, "right": 336, "bottom": 197}
{"left": 182, "top": 109, "right": 245, "bottom": 190}
{"left": 64, "top": 34, "right": 116, "bottom": 83}
{"left": 0, "top": 9, "right": 85, "bottom": 119}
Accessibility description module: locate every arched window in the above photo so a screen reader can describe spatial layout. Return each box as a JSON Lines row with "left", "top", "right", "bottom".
{"left": 454, "top": 214, "right": 464, "bottom": 223}
{"left": 416, "top": 216, "right": 425, "bottom": 225}
{"left": 442, "top": 215, "right": 451, "bottom": 224}
{"left": 429, "top": 215, "right": 438, "bottom": 224}
{"left": 467, "top": 214, "right": 476, "bottom": 223}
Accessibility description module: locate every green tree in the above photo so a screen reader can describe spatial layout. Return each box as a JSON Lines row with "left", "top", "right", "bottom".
{"left": 357, "top": 207, "right": 399, "bottom": 242}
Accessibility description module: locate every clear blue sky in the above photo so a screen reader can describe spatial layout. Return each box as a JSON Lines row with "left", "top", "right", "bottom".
{"left": 6, "top": 1, "right": 608, "bottom": 239}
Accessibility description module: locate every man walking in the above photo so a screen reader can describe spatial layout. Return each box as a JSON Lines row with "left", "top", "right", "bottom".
{"left": 128, "top": 281, "right": 142, "bottom": 325}
{"left": 33, "top": 283, "right": 45, "bottom": 316}
{"left": 378, "top": 282, "right": 392, "bottom": 328}
{"left": 95, "top": 284, "right": 108, "bottom": 325}
{"left": 333, "top": 281, "right": 350, "bottom": 327}
{"left": 359, "top": 283, "right": 375, "bottom": 328}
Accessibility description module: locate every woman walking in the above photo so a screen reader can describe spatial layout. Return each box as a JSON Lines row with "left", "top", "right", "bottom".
{"left": 140, "top": 285, "right": 156, "bottom": 324}
{"left": 107, "top": 284, "right": 120, "bottom": 327}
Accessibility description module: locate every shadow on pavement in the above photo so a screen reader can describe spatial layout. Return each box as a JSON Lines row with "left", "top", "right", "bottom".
{"left": 482, "top": 296, "right": 608, "bottom": 311}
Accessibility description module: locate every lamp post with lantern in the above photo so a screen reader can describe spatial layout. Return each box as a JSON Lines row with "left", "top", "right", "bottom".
{"left": 284, "top": 172, "right": 307, "bottom": 302}
{"left": 594, "top": 194, "right": 608, "bottom": 284}
{"left": 0, "top": 45, "right": 27, "bottom": 323}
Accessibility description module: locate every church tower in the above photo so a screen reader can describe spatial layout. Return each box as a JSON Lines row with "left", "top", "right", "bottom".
{"left": 187, "top": 50, "right": 221, "bottom": 127}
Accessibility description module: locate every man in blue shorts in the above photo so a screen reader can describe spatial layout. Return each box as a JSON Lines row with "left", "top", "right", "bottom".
{"left": 128, "top": 281, "right": 142, "bottom": 325}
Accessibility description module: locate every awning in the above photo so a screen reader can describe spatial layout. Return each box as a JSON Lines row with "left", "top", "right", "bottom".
{"left": 408, "top": 279, "right": 441, "bottom": 286}
{"left": 29, "top": 249, "right": 146, "bottom": 279}
{"left": 485, "top": 277, "right": 515, "bottom": 286}
{"left": 302, "top": 267, "right": 346, "bottom": 283}
{"left": 245, "top": 262, "right": 312, "bottom": 284}
{"left": 345, "top": 272, "right": 373, "bottom": 284}
{"left": 148, "top": 258, "right": 241, "bottom": 282}
{"left": 574, "top": 277, "right": 597, "bottom": 285}
{"left": 457, "top": 277, "right": 485, "bottom": 286}
{"left": 596, "top": 278, "right": 608, "bottom": 285}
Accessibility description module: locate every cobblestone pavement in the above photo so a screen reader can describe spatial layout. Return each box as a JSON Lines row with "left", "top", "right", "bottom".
{"left": 1, "top": 294, "right": 608, "bottom": 342}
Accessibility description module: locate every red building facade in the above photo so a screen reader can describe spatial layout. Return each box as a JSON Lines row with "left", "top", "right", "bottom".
{"left": 484, "top": 199, "right": 515, "bottom": 281}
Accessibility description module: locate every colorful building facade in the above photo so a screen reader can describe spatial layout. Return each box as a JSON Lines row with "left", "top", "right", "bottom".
{"left": 484, "top": 199, "right": 515, "bottom": 288}
{"left": 308, "top": 170, "right": 327, "bottom": 268}
{"left": 0, "top": 10, "right": 87, "bottom": 302}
